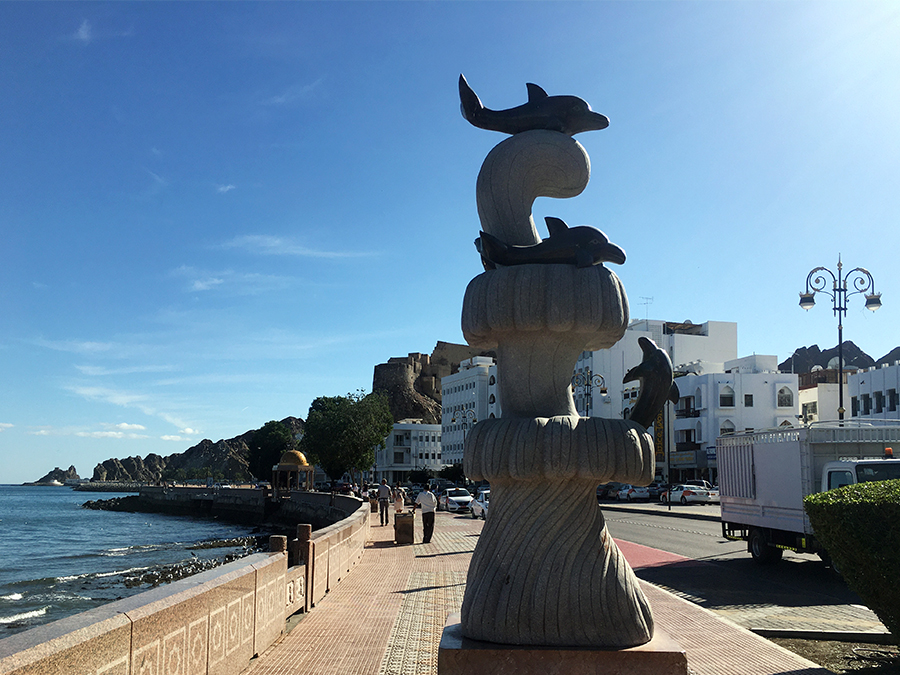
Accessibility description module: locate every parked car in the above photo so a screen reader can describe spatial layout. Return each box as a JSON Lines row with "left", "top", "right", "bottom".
{"left": 439, "top": 488, "right": 474, "bottom": 513}
{"left": 662, "top": 484, "right": 713, "bottom": 505}
{"left": 707, "top": 486, "right": 720, "bottom": 503}
{"left": 646, "top": 482, "right": 668, "bottom": 500}
{"left": 616, "top": 484, "right": 650, "bottom": 501}
{"left": 601, "top": 482, "right": 626, "bottom": 500}
{"left": 469, "top": 490, "right": 490, "bottom": 519}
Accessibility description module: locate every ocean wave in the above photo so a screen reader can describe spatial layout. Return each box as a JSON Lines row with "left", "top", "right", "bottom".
{"left": 55, "top": 566, "right": 151, "bottom": 582}
{"left": 0, "top": 593, "right": 23, "bottom": 601}
{"left": 0, "top": 606, "right": 49, "bottom": 625}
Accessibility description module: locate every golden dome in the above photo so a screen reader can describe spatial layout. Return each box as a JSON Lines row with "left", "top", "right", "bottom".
{"left": 279, "top": 450, "right": 309, "bottom": 467}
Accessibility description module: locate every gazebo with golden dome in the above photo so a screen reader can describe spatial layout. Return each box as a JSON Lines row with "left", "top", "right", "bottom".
{"left": 272, "top": 449, "right": 314, "bottom": 497}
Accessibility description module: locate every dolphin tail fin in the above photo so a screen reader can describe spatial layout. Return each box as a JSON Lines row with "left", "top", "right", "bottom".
{"left": 478, "top": 231, "right": 508, "bottom": 268}
{"left": 459, "top": 74, "right": 484, "bottom": 124}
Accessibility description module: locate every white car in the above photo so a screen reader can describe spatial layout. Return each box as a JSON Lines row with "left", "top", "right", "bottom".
{"left": 469, "top": 490, "right": 489, "bottom": 519}
{"left": 439, "top": 488, "right": 473, "bottom": 513}
{"left": 664, "top": 484, "right": 713, "bottom": 505}
{"left": 616, "top": 485, "right": 650, "bottom": 501}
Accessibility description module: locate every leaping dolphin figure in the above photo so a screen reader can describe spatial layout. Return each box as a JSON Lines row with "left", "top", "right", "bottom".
{"left": 459, "top": 74, "right": 609, "bottom": 136}
{"left": 623, "top": 337, "right": 680, "bottom": 429}
{"left": 476, "top": 217, "right": 625, "bottom": 270}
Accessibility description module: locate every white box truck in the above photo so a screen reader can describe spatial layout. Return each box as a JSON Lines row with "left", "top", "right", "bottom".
{"left": 717, "top": 422, "right": 900, "bottom": 566}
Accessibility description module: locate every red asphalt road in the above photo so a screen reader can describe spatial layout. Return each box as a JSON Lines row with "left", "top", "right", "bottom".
{"left": 615, "top": 538, "right": 698, "bottom": 569}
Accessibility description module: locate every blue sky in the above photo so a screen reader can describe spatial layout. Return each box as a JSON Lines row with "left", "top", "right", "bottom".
{"left": 2, "top": 2, "right": 899, "bottom": 484}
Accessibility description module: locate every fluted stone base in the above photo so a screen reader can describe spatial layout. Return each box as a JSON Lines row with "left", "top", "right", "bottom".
{"left": 461, "top": 416, "right": 655, "bottom": 648}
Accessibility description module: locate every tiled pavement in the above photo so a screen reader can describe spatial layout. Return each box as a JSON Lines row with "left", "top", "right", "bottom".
{"left": 245, "top": 510, "right": 881, "bottom": 675}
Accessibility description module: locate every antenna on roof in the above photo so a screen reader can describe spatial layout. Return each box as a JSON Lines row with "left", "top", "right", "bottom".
{"left": 638, "top": 297, "right": 654, "bottom": 320}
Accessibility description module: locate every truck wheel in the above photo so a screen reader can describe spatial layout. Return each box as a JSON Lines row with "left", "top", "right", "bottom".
{"left": 749, "top": 528, "right": 783, "bottom": 565}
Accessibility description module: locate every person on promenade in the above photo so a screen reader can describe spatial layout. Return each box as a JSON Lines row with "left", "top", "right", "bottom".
{"left": 393, "top": 484, "right": 406, "bottom": 513}
{"left": 415, "top": 486, "right": 438, "bottom": 544}
{"left": 377, "top": 479, "right": 392, "bottom": 526}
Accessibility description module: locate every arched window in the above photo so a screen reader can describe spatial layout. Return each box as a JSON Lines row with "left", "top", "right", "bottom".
{"left": 719, "top": 420, "right": 735, "bottom": 436}
{"left": 719, "top": 386, "right": 735, "bottom": 408}
{"left": 695, "top": 422, "right": 702, "bottom": 443}
{"left": 489, "top": 375, "right": 496, "bottom": 386}
{"left": 695, "top": 387, "right": 703, "bottom": 409}
{"left": 489, "top": 394, "right": 496, "bottom": 404}
{"left": 777, "top": 387, "right": 794, "bottom": 408}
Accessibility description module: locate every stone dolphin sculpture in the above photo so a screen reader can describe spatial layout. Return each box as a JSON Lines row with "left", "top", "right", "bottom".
{"left": 623, "top": 337, "right": 680, "bottom": 429}
{"left": 459, "top": 74, "right": 610, "bottom": 136}
{"left": 476, "top": 216, "right": 625, "bottom": 270}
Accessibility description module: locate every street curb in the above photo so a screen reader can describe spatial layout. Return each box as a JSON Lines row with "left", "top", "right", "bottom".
{"left": 751, "top": 628, "right": 895, "bottom": 644}
{"left": 599, "top": 502, "right": 722, "bottom": 523}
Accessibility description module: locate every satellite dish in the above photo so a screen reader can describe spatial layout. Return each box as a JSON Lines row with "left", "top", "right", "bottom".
{"left": 827, "top": 356, "right": 843, "bottom": 369}
{"left": 811, "top": 365, "right": 824, "bottom": 372}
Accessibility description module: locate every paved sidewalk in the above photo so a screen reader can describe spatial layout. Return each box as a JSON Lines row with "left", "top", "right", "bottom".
{"left": 246, "top": 511, "right": 839, "bottom": 675}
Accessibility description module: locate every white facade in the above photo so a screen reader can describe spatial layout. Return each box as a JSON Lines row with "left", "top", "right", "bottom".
{"left": 440, "top": 357, "right": 499, "bottom": 466}
{"left": 374, "top": 420, "right": 442, "bottom": 486}
{"left": 849, "top": 362, "right": 900, "bottom": 420}
{"left": 673, "top": 355, "right": 799, "bottom": 482}
{"left": 574, "top": 319, "right": 738, "bottom": 419}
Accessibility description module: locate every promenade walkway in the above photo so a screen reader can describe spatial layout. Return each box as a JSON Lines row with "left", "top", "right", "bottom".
{"left": 246, "top": 510, "right": 840, "bottom": 675}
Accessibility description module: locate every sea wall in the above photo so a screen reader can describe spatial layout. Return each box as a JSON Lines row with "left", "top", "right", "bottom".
{"left": 0, "top": 497, "right": 370, "bottom": 675}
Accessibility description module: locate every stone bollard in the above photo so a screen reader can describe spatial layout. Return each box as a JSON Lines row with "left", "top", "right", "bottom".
{"left": 269, "top": 535, "right": 288, "bottom": 554}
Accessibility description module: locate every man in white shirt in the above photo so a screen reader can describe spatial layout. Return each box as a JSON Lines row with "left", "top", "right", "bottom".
{"left": 415, "top": 487, "right": 438, "bottom": 544}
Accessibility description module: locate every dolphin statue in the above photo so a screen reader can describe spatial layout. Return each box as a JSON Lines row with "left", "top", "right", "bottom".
{"left": 459, "top": 74, "right": 609, "bottom": 136}
{"left": 476, "top": 217, "right": 625, "bottom": 270}
{"left": 623, "top": 337, "right": 680, "bottom": 429}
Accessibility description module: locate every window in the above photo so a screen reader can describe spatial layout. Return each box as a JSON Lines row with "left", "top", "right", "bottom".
{"left": 419, "top": 453, "right": 423, "bottom": 459}
{"left": 393, "top": 452, "right": 404, "bottom": 464}
{"left": 851, "top": 396, "right": 859, "bottom": 417}
{"left": 395, "top": 435, "right": 404, "bottom": 446}
{"left": 719, "top": 420, "right": 735, "bottom": 436}
{"left": 777, "top": 387, "right": 793, "bottom": 408}
{"left": 828, "top": 470, "right": 853, "bottom": 490}
{"left": 862, "top": 393, "right": 871, "bottom": 415}
{"left": 719, "top": 386, "right": 735, "bottom": 408}
{"left": 889, "top": 389, "right": 899, "bottom": 412}
{"left": 874, "top": 391, "right": 884, "bottom": 414}
{"left": 489, "top": 375, "right": 496, "bottom": 385}
{"left": 489, "top": 394, "right": 496, "bottom": 404}
{"left": 744, "top": 394, "right": 753, "bottom": 407}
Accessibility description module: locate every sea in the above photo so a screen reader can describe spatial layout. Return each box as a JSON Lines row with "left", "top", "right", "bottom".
{"left": 0, "top": 485, "right": 259, "bottom": 638}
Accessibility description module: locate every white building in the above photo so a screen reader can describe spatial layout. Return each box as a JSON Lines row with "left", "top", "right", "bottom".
{"left": 798, "top": 368, "right": 845, "bottom": 423}
{"left": 849, "top": 361, "right": 900, "bottom": 420}
{"left": 673, "top": 355, "right": 799, "bottom": 483}
{"left": 440, "top": 357, "right": 499, "bottom": 466}
{"left": 574, "top": 320, "right": 738, "bottom": 419}
{"left": 374, "top": 420, "right": 442, "bottom": 486}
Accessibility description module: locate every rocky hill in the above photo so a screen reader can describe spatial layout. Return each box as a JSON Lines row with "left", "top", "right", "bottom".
{"left": 373, "top": 341, "right": 494, "bottom": 424}
{"left": 24, "top": 465, "right": 80, "bottom": 485}
{"left": 91, "top": 416, "right": 304, "bottom": 483}
{"left": 778, "top": 342, "right": 900, "bottom": 374}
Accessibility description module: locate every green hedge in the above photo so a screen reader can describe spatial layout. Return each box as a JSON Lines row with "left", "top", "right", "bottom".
{"left": 804, "top": 480, "right": 900, "bottom": 643}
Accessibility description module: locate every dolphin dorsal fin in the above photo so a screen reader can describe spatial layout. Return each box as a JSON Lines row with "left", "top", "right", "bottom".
{"left": 544, "top": 216, "right": 569, "bottom": 237}
{"left": 526, "top": 83, "right": 549, "bottom": 102}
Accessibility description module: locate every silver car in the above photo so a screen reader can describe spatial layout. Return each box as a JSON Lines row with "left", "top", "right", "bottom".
{"left": 469, "top": 490, "right": 489, "bottom": 519}
{"left": 438, "top": 488, "right": 474, "bottom": 512}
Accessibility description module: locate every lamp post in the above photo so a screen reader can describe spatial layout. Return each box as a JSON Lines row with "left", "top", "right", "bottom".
{"left": 451, "top": 409, "right": 478, "bottom": 470}
{"left": 799, "top": 256, "right": 882, "bottom": 421}
{"left": 571, "top": 367, "right": 608, "bottom": 417}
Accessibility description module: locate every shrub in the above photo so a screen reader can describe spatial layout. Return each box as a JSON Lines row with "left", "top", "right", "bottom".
{"left": 804, "top": 480, "right": 900, "bottom": 643}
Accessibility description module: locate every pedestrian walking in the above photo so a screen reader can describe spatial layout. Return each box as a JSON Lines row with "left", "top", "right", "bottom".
{"left": 377, "top": 479, "right": 392, "bottom": 526}
{"left": 393, "top": 484, "right": 406, "bottom": 513}
{"left": 415, "top": 486, "right": 438, "bottom": 544}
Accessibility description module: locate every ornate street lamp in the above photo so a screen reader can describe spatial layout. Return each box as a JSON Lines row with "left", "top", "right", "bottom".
{"left": 451, "top": 409, "right": 478, "bottom": 447}
{"left": 571, "top": 368, "right": 608, "bottom": 417}
{"left": 799, "top": 256, "right": 882, "bottom": 420}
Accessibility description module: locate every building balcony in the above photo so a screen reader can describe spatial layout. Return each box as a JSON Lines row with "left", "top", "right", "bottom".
{"left": 675, "top": 408, "right": 701, "bottom": 418}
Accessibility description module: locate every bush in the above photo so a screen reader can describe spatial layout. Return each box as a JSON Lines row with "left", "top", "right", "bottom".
{"left": 804, "top": 480, "right": 900, "bottom": 643}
